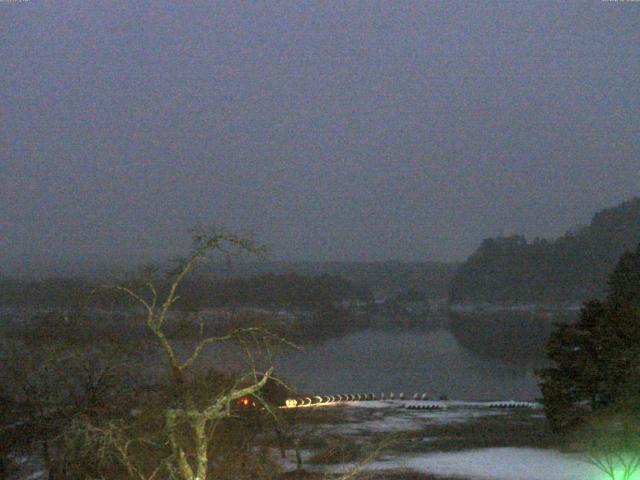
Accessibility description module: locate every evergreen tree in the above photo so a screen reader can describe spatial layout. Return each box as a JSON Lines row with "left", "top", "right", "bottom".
{"left": 538, "top": 243, "right": 640, "bottom": 432}
{"left": 608, "top": 247, "right": 640, "bottom": 308}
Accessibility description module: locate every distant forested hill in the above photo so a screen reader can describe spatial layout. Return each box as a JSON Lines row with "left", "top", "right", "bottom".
{"left": 450, "top": 197, "right": 640, "bottom": 305}
{"left": 206, "top": 261, "right": 458, "bottom": 300}
{"left": 0, "top": 262, "right": 458, "bottom": 309}
{"left": 0, "top": 273, "right": 372, "bottom": 310}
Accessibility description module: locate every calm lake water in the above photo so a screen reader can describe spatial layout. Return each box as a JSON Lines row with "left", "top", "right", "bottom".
{"left": 272, "top": 328, "right": 543, "bottom": 401}
{"left": 0, "top": 307, "right": 550, "bottom": 402}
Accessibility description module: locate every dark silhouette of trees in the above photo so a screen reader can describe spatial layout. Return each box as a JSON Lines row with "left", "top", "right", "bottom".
{"left": 608, "top": 247, "right": 640, "bottom": 309}
{"left": 450, "top": 198, "right": 640, "bottom": 304}
{"left": 0, "top": 272, "right": 372, "bottom": 311}
{"left": 390, "top": 288, "right": 426, "bottom": 304}
{"left": 178, "top": 272, "right": 372, "bottom": 310}
{"left": 537, "top": 242, "right": 640, "bottom": 433}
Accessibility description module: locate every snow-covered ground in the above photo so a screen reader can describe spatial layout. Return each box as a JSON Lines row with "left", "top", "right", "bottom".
{"left": 309, "top": 400, "right": 529, "bottom": 435}
{"left": 286, "top": 400, "right": 607, "bottom": 479}
{"left": 10, "top": 400, "right": 604, "bottom": 480}
{"left": 328, "top": 447, "right": 599, "bottom": 480}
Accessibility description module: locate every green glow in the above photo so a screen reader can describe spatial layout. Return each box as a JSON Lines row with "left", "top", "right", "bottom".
{"left": 602, "top": 466, "right": 640, "bottom": 480}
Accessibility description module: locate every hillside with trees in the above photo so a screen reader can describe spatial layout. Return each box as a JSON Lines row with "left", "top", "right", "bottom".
{"left": 209, "top": 261, "right": 458, "bottom": 301}
{"left": 178, "top": 272, "right": 373, "bottom": 309}
{"left": 450, "top": 198, "right": 640, "bottom": 305}
{"left": 0, "top": 272, "right": 372, "bottom": 310}
{"left": 538, "top": 242, "right": 640, "bottom": 433}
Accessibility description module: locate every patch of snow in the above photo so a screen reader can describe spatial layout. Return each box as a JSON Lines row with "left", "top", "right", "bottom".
{"left": 325, "top": 405, "right": 511, "bottom": 435}
{"left": 340, "top": 415, "right": 419, "bottom": 434}
{"left": 268, "top": 448, "right": 315, "bottom": 472}
{"left": 23, "top": 470, "right": 46, "bottom": 480}
{"left": 329, "top": 448, "right": 598, "bottom": 480}
{"left": 404, "top": 407, "right": 509, "bottom": 425}
{"left": 11, "top": 454, "right": 31, "bottom": 465}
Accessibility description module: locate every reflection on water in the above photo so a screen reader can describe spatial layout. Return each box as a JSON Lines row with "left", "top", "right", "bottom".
{"left": 449, "top": 309, "right": 575, "bottom": 364}
{"left": 273, "top": 328, "right": 542, "bottom": 401}
{"left": 190, "top": 310, "right": 565, "bottom": 401}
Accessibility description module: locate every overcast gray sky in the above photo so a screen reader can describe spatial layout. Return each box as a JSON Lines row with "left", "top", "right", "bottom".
{"left": 1, "top": 0, "right": 639, "bottom": 273}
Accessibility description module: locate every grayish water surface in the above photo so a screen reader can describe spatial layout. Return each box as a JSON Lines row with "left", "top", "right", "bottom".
{"left": 272, "top": 328, "right": 541, "bottom": 401}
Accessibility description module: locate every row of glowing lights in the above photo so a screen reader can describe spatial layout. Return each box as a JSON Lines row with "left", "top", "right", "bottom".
{"left": 283, "top": 395, "right": 350, "bottom": 408}
{"left": 282, "top": 396, "right": 539, "bottom": 409}
{"left": 283, "top": 393, "right": 416, "bottom": 408}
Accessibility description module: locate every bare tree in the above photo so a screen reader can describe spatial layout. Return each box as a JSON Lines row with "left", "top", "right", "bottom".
{"left": 3, "top": 227, "right": 386, "bottom": 480}
{"left": 59, "top": 227, "right": 295, "bottom": 480}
